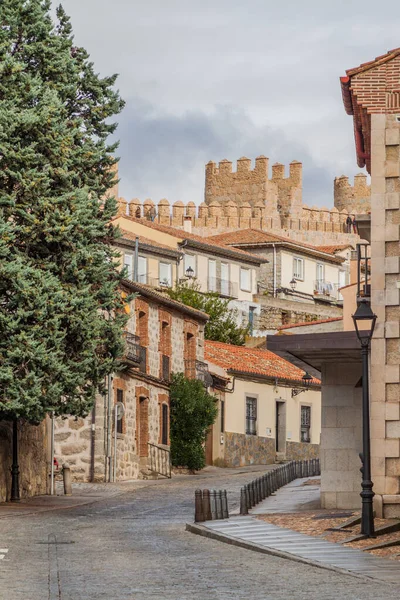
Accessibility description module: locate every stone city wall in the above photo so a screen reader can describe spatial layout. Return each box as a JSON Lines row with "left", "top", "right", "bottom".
{"left": 0, "top": 419, "right": 48, "bottom": 502}
{"left": 223, "top": 431, "right": 276, "bottom": 467}
{"left": 255, "top": 295, "right": 343, "bottom": 332}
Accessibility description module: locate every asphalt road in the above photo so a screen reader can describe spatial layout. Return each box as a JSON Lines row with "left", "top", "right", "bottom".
{"left": 0, "top": 470, "right": 395, "bottom": 600}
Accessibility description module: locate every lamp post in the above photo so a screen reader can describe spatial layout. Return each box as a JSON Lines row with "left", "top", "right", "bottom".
{"left": 290, "top": 278, "right": 297, "bottom": 292}
{"left": 10, "top": 419, "right": 20, "bottom": 502}
{"left": 352, "top": 298, "right": 377, "bottom": 537}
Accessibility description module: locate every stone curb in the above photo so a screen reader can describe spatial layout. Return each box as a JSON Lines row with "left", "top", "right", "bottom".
{"left": 185, "top": 523, "right": 384, "bottom": 583}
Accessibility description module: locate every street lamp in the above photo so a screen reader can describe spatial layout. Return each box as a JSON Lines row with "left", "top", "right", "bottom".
{"left": 352, "top": 298, "right": 377, "bottom": 537}
{"left": 291, "top": 371, "right": 313, "bottom": 397}
{"left": 290, "top": 278, "right": 297, "bottom": 292}
{"left": 185, "top": 266, "right": 195, "bottom": 279}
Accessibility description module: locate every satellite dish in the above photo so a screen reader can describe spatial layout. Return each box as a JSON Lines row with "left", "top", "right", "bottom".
{"left": 115, "top": 402, "right": 125, "bottom": 421}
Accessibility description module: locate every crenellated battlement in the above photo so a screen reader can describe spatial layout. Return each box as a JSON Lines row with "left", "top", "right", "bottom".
{"left": 205, "top": 155, "right": 303, "bottom": 219}
{"left": 334, "top": 173, "right": 371, "bottom": 213}
{"left": 117, "top": 197, "right": 358, "bottom": 245}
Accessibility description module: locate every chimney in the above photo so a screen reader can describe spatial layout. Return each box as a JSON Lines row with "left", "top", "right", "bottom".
{"left": 183, "top": 216, "right": 192, "bottom": 234}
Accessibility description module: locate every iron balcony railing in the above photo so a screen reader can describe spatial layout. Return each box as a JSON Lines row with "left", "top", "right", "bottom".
{"left": 313, "top": 280, "right": 340, "bottom": 301}
{"left": 207, "top": 277, "right": 238, "bottom": 298}
{"left": 185, "top": 360, "right": 213, "bottom": 388}
{"left": 148, "top": 443, "right": 171, "bottom": 478}
{"left": 123, "top": 333, "right": 141, "bottom": 365}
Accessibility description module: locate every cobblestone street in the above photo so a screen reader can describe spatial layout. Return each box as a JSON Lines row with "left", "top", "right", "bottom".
{"left": 0, "top": 469, "right": 396, "bottom": 599}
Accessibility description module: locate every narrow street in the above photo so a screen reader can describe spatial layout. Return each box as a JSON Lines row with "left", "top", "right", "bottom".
{"left": 0, "top": 469, "right": 394, "bottom": 599}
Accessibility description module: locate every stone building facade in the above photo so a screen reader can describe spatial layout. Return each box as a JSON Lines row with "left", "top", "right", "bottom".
{"left": 341, "top": 47, "right": 400, "bottom": 517}
{"left": 0, "top": 419, "right": 48, "bottom": 502}
{"left": 54, "top": 282, "right": 208, "bottom": 482}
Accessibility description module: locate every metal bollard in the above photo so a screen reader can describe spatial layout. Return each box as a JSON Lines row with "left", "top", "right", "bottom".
{"left": 195, "top": 489, "right": 204, "bottom": 522}
{"left": 216, "top": 490, "right": 223, "bottom": 520}
{"left": 317, "top": 458, "right": 321, "bottom": 475}
{"left": 63, "top": 463, "right": 72, "bottom": 496}
{"left": 240, "top": 487, "right": 248, "bottom": 515}
{"left": 262, "top": 474, "right": 267, "bottom": 499}
{"left": 210, "top": 489, "right": 217, "bottom": 520}
{"left": 222, "top": 490, "right": 229, "bottom": 519}
{"left": 203, "top": 489, "right": 212, "bottom": 521}
{"left": 266, "top": 472, "right": 271, "bottom": 497}
{"left": 245, "top": 484, "right": 251, "bottom": 511}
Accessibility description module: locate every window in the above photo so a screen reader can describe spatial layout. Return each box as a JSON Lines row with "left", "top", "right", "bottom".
{"left": 301, "top": 406, "right": 311, "bottom": 443}
{"left": 161, "top": 404, "right": 168, "bottom": 445}
{"left": 293, "top": 257, "right": 304, "bottom": 280}
{"left": 184, "top": 254, "right": 196, "bottom": 277}
{"left": 116, "top": 389, "right": 124, "bottom": 435}
{"left": 316, "top": 263, "right": 324, "bottom": 283}
{"left": 221, "top": 262, "right": 230, "bottom": 296}
{"left": 246, "top": 397, "right": 257, "bottom": 435}
{"left": 138, "top": 256, "right": 147, "bottom": 284}
{"left": 220, "top": 400, "right": 225, "bottom": 433}
{"left": 159, "top": 262, "right": 172, "bottom": 287}
{"left": 124, "top": 254, "right": 133, "bottom": 279}
{"left": 240, "top": 268, "right": 251, "bottom": 292}
{"left": 208, "top": 259, "right": 217, "bottom": 292}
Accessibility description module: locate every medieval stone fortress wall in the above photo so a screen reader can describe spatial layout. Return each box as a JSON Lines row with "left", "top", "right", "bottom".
{"left": 119, "top": 156, "right": 371, "bottom": 246}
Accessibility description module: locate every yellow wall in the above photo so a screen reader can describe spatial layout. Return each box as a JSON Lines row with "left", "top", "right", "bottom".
{"left": 280, "top": 250, "right": 346, "bottom": 297}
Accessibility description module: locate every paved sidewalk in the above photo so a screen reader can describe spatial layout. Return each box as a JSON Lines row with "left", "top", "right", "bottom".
{"left": 188, "top": 477, "right": 400, "bottom": 583}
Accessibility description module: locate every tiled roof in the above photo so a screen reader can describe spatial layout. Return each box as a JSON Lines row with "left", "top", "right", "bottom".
{"left": 116, "top": 217, "right": 266, "bottom": 264}
{"left": 315, "top": 245, "right": 353, "bottom": 254}
{"left": 207, "top": 229, "right": 344, "bottom": 264}
{"left": 345, "top": 47, "right": 400, "bottom": 77}
{"left": 205, "top": 340, "right": 320, "bottom": 385}
{"left": 276, "top": 317, "right": 343, "bottom": 331}
{"left": 121, "top": 279, "right": 209, "bottom": 322}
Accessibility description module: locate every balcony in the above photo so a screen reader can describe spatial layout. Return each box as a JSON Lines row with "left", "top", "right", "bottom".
{"left": 123, "top": 333, "right": 141, "bottom": 366}
{"left": 185, "top": 360, "right": 213, "bottom": 387}
{"left": 207, "top": 277, "right": 238, "bottom": 298}
{"left": 135, "top": 273, "right": 173, "bottom": 290}
{"left": 313, "top": 280, "right": 340, "bottom": 301}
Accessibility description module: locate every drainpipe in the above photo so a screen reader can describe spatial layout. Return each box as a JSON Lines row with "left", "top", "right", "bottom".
{"left": 272, "top": 244, "right": 277, "bottom": 297}
{"left": 133, "top": 237, "right": 139, "bottom": 282}
{"left": 106, "top": 374, "right": 113, "bottom": 482}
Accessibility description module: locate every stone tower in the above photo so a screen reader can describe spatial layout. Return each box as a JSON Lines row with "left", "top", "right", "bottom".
{"left": 334, "top": 173, "right": 371, "bottom": 213}
{"left": 205, "top": 156, "right": 303, "bottom": 219}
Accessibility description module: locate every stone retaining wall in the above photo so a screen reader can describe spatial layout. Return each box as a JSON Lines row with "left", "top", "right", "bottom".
{"left": 223, "top": 432, "right": 275, "bottom": 467}
{"left": 285, "top": 441, "right": 320, "bottom": 461}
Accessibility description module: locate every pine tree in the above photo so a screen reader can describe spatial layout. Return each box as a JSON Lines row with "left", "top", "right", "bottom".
{"left": 0, "top": 1, "right": 127, "bottom": 423}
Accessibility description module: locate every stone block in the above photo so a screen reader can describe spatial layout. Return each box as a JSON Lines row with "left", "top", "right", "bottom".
{"left": 335, "top": 492, "right": 361, "bottom": 510}
{"left": 385, "top": 403, "right": 400, "bottom": 421}
{"left": 321, "top": 406, "right": 337, "bottom": 428}
{"left": 320, "top": 491, "right": 337, "bottom": 509}
{"left": 385, "top": 320, "right": 400, "bottom": 338}
{"left": 385, "top": 439, "right": 400, "bottom": 458}
{"left": 386, "top": 129, "right": 400, "bottom": 145}
{"left": 370, "top": 418, "right": 385, "bottom": 439}
{"left": 385, "top": 256, "right": 400, "bottom": 273}
{"left": 60, "top": 442, "right": 88, "bottom": 456}
{"left": 371, "top": 339, "right": 386, "bottom": 366}
{"left": 385, "top": 365, "right": 399, "bottom": 383}
{"left": 386, "top": 193, "right": 400, "bottom": 210}
{"left": 384, "top": 224, "right": 400, "bottom": 242}
{"left": 373, "top": 494, "right": 383, "bottom": 518}
{"left": 386, "top": 288, "right": 400, "bottom": 306}
{"left": 385, "top": 476, "right": 400, "bottom": 495}
{"left": 387, "top": 420, "right": 400, "bottom": 438}
{"left": 385, "top": 162, "right": 400, "bottom": 178}
{"left": 54, "top": 432, "right": 71, "bottom": 442}
{"left": 371, "top": 114, "right": 386, "bottom": 130}
{"left": 386, "top": 458, "right": 400, "bottom": 476}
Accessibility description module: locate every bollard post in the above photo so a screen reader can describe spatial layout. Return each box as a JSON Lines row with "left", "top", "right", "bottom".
{"left": 317, "top": 458, "right": 320, "bottom": 475}
{"left": 222, "top": 490, "right": 229, "bottom": 519}
{"left": 195, "top": 489, "right": 204, "bottom": 522}
{"left": 250, "top": 481, "right": 256, "bottom": 507}
{"left": 62, "top": 463, "right": 72, "bottom": 496}
{"left": 240, "top": 487, "right": 248, "bottom": 515}
{"left": 262, "top": 475, "right": 267, "bottom": 499}
{"left": 266, "top": 472, "right": 271, "bottom": 497}
{"left": 256, "top": 479, "right": 261, "bottom": 504}
{"left": 258, "top": 478, "right": 263, "bottom": 502}
{"left": 216, "top": 490, "right": 223, "bottom": 519}
{"left": 203, "top": 489, "right": 212, "bottom": 521}
{"left": 245, "top": 484, "right": 251, "bottom": 510}
{"left": 210, "top": 489, "right": 217, "bottom": 520}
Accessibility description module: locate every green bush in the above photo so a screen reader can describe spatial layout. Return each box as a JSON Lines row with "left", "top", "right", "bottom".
{"left": 170, "top": 373, "right": 218, "bottom": 471}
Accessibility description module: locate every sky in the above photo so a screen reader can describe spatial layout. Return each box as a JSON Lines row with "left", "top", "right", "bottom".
{"left": 58, "top": 0, "right": 400, "bottom": 207}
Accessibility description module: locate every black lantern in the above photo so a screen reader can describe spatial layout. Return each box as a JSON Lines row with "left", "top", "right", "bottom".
{"left": 185, "top": 266, "right": 195, "bottom": 279}
{"left": 352, "top": 298, "right": 377, "bottom": 538}
{"left": 292, "top": 371, "right": 313, "bottom": 397}
{"left": 290, "top": 278, "right": 297, "bottom": 291}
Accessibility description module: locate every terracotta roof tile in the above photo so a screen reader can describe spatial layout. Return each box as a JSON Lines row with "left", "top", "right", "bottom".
{"left": 276, "top": 317, "right": 343, "bottom": 331}
{"left": 315, "top": 245, "right": 353, "bottom": 254}
{"left": 207, "top": 229, "right": 345, "bottom": 264}
{"left": 118, "top": 229, "right": 181, "bottom": 252}
{"left": 116, "top": 217, "right": 265, "bottom": 264}
{"left": 345, "top": 47, "right": 400, "bottom": 77}
{"left": 205, "top": 340, "right": 320, "bottom": 385}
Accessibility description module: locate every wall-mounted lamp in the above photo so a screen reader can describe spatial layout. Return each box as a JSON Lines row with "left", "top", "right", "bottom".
{"left": 291, "top": 371, "right": 313, "bottom": 397}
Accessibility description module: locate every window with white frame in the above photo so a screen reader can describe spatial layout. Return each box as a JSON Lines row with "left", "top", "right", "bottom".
{"left": 159, "top": 262, "right": 172, "bottom": 287}
{"left": 123, "top": 254, "right": 133, "bottom": 279}
{"left": 184, "top": 254, "right": 196, "bottom": 277}
{"left": 208, "top": 259, "right": 217, "bottom": 292}
{"left": 316, "top": 263, "right": 324, "bottom": 283}
{"left": 240, "top": 267, "right": 251, "bottom": 292}
{"left": 246, "top": 396, "right": 257, "bottom": 435}
{"left": 293, "top": 257, "right": 304, "bottom": 280}
{"left": 221, "top": 262, "right": 230, "bottom": 296}
{"left": 300, "top": 405, "right": 311, "bottom": 443}
{"left": 137, "top": 256, "right": 147, "bottom": 284}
